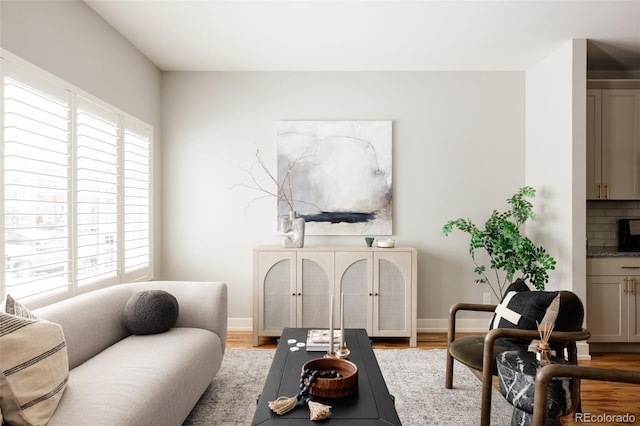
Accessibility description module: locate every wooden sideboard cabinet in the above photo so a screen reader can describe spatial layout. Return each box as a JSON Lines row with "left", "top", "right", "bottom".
{"left": 253, "top": 246, "right": 417, "bottom": 347}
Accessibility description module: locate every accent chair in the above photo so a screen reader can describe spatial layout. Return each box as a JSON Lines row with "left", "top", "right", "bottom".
{"left": 445, "top": 280, "right": 591, "bottom": 426}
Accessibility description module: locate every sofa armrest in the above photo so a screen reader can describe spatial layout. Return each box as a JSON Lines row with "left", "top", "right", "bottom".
{"left": 132, "top": 281, "right": 228, "bottom": 351}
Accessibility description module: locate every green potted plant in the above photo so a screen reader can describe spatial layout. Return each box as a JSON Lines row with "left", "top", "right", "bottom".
{"left": 442, "top": 186, "right": 556, "bottom": 300}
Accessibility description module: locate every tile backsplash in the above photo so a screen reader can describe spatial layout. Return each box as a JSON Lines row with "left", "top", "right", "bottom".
{"left": 587, "top": 200, "right": 640, "bottom": 248}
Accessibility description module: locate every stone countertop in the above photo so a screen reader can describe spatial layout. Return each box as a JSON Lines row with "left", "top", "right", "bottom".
{"left": 587, "top": 247, "right": 640, "bottom": 257}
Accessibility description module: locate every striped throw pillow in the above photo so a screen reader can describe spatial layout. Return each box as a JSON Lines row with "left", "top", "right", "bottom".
{"left": 5, "top": 294, "right": 39, "bottom": 320}
{"left": 0, "top": 297, "right": 68, "bottom": 426}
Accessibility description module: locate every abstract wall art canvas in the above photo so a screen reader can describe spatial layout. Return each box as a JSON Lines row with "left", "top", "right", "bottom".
{"left": 276, "top": 121, "right": 392, "bottom": 235}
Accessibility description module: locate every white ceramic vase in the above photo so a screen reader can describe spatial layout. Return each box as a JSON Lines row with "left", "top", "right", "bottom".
{"left": 281, "top": 211, "right": 305, "bottom": 248}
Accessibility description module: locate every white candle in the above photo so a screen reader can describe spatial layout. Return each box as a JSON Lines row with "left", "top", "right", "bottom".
{"left": 329, "top": 294, "right": 334, "bottom": 353}
{"left": 340, "top": 292, "right": 345, "bottom": 348}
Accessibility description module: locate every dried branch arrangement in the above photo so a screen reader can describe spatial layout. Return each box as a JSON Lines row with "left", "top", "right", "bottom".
{"left": 234, "top": 147, "right": 310, "bottom": 212}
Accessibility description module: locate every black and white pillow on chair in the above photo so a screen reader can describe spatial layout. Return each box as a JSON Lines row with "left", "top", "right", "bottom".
{"left": 489, "top": 279, "right": 560, "bottom": 350}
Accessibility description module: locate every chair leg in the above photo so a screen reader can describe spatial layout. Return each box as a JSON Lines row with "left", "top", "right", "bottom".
{"left": 446, "top": 306, "right": 458, "bottom": 390}
{"left": 481, "top": 330, "right": 501, "bottom": 426}
{"left": 480, "top": 365, "right": 493, "bottom": 426}
{"left": 566, "top": 342, "right": 583, "bottom": 414}
{"left": 446, "top": 350, "right": 454, "bottom": 389}
{"left": 572, "top": 378, "right": 582, "bottom": 414}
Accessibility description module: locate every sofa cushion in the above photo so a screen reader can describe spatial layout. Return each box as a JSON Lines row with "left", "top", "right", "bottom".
{"left": 0, "top": 297, "right": 69, "bottom": 426}
{"left": 46, "top": 328, "right": 223, "bottom": 426}
{"left": 489, "top": 279, "right": 560, "bottom": 349}
{"left": 124, "top": 290, "right": 179, "bottom": 335}
{"left": 448, "top": 335, "right": 512, "bottom": 374}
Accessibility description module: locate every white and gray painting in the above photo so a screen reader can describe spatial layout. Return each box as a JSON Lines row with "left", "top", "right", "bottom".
{"left": 277, "top": 121, "right": 392, "bottom": 235}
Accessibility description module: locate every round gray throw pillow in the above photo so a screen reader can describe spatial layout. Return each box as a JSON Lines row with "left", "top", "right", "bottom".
{"left": 124, "top": 290, "right": 179, "bottom": 335}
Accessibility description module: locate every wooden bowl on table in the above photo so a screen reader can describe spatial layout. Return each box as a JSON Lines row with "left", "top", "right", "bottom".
{"left": 301, "top": 358, "right": 358, "bottom": 398}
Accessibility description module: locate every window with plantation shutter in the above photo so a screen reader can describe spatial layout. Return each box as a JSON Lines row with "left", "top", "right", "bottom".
{"left": 123, "top": 126, "right": 151, "bottom": 276}
{"left": 1, "top": 53, "right": 153, "bottom": 306}
{"left": 3, "top": 75, "right": 71, "bottom": 301}
{"left": 76, "top": 99, "right": 119, "bottom": 287}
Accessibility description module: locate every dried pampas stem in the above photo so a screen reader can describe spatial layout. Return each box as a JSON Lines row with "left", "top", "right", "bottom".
{"left": 308, "top": 400, "right": 332, "bottom": 421}
{"left": 268, "top": 396, "right": 298, "bottom": 415}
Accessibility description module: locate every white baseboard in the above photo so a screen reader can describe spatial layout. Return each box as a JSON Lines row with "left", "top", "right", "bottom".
{"left": 228, "top": 317, "right": 252, "bottom": 331}
{"left": 588, "top": 342, "right": 640, "bottom": 353}
{"left": 416, "top": 318, "right": 491, "bottom": 333}
{"left": 577, "top": 341, "right": 591, "bottom": 360}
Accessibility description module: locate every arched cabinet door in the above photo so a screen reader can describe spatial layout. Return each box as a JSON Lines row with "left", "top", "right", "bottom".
{"left": 373, "top": 252, "right": 412, "bottom": 338}
{"left": 298, "top": 251, "right": 334, "bottom": 329}
{"left": 256, "top": 251, "right": 296, "bottom": 344}
{"left": 335, "top": 252, "right": 373, "bottom": 333}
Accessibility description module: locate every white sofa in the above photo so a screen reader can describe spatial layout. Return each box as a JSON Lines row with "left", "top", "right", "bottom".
{"left": 33, "top": 281, "right": 227, "bottom": 426}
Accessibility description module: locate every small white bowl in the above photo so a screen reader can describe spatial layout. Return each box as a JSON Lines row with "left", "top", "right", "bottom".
{"left": 376, "top": 239, "right": 395, "bottom": 248}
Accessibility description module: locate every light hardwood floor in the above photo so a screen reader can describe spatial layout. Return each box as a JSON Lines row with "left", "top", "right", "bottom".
{"left": 229, "top": 331, "right": 640, "bottom": 425}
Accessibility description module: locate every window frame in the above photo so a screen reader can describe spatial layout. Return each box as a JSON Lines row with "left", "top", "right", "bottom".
{"left": 1, "top": 50, "right": 154, "bottom": 309}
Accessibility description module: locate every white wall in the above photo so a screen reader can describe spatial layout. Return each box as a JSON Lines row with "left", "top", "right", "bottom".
{"left": 1, "top": 0, "right": 584, "bottom": 332}
{"left": 0, "top": 0, "right": 163, "bottom": 275}
{"left": 525, "top": 40, "right": 587, "bottom": 300}
{"left": 161, "top": 71, "right": 526, "bottom": 329}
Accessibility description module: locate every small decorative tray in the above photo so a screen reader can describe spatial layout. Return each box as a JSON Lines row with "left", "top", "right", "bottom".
{"left": 301, "top": 358, "right": 358, "bottom": 398}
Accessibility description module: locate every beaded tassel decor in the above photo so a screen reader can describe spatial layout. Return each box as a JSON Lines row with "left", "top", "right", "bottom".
{"left": 308, "top": 400, "right": 332, "bottom": 421}
{"left": 267, "top": 396, "right": 298, "bottom": 415}
{"left": 267, "top": 368, "right": 334, "bottom": 421}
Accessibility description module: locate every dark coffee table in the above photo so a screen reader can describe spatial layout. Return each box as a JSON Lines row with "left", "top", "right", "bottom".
{"left": 252, "top": 328, "right": 401, "bottom": 425}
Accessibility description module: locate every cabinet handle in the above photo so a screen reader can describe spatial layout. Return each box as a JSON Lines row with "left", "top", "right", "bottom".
{"left": 632, "top": 278, "right": 636, "bottom": 296}
{"left": 598, "top": 184, "right": 602, "bottom": 199}
{"left": 292, "top": 293, "right": 296, "bottom": 296}
{"left": 375, "top": 292, "right": 379, "bottom": 296}
{"left": 369, "top": 293, "right": 373, "bottom": 296}
{"left": 624, "top": 278, "right": 629, "bottom": 293}
{"left": 621, "top": 266, "right": 640, "bottom": 269}
{"left": 605, "top": 184, "right": 610, "bottom": 199}
{"left": 298, "top": 292, "right": 302, "bottom": 296}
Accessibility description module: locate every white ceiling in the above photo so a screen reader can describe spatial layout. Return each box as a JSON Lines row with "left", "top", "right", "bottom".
{"left": 84, "top": 0, "right": 640, "bottom": 72}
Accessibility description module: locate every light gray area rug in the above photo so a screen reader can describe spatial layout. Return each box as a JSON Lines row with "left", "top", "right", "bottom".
{"left": 184, "top": 348, "right": 513, "bottom": 425}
